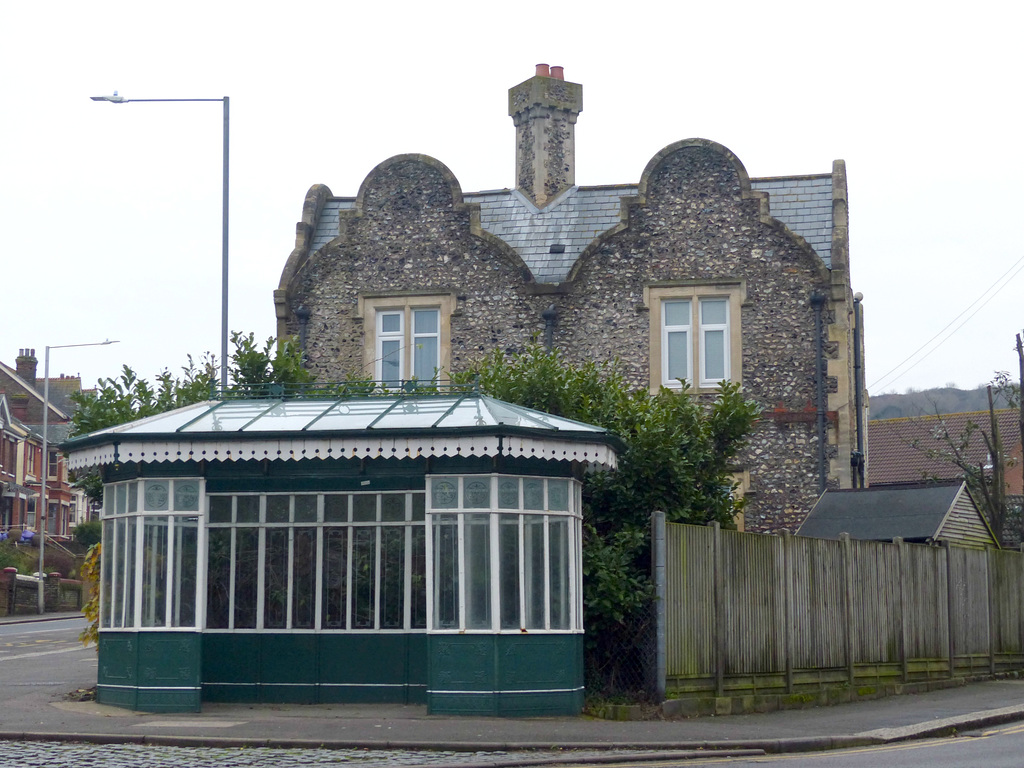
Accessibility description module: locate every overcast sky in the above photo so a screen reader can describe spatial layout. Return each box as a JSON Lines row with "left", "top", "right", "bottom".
{"left": 2, "top": 2, "right": 1021, "bottom": 399}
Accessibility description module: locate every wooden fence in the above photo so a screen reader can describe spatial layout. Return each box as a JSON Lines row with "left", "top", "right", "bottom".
{"left": 656, "top": 519, "right": 1024, "bottom": 699}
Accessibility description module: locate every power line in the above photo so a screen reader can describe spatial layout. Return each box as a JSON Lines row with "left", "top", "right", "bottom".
{"left": 870, "top": 253, "right": 1024, "bottom": 392}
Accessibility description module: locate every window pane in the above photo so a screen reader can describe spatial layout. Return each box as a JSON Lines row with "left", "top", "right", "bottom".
{"left": 209, "top": 496, "right": 232, "bottom": 524}
{"left": 294, "top": 495, "right": 318, "bottom": 523}
{"left": 171, "top": 517, "right": 198, "bottom": 627}
{"left": 524, "top": 516, "right": 545, "bottom": 630}
{"left": 353, "top": 494, "right": 377, "bottom": 522}
{"left": 266, "top": 496, "right": 290, "bottom": 523}
{"left": 236, "top": 496, "right": 260, "bottom": 523}
{"left": 144, "top": 481, "right": 170, "bottom": 512}
{"left": 701, "top": 298, "right": 727, "bottom": 325}
{"left": 174, "top": 481, "right": 200, "bottom": 512}
{"left": 667, "top": 330, "right": 688, "bottom": 382}
{"left": 498, "top": 478, "right": 519, "bottom": 509}
{"left": 432, "top": 515, "right": 459, "bottom": 629}
{"left": 113, "top": 518, "right": 126, "bottom": 627}
{"left": 380, "top": 312, "right": 401, "bottom": 333}
{"left": 380, "top": 527, "right": 405, "bottom": 629}
{"left": 292, "top": 528, "right": 317, "bottom": 629}
{"left": 465, "top": 514, "right": 491, "bottom": 630}
{"left": 548, "top": 480, "right": 569, "bottom": 511}
{"left": 234, "top": 528, "right": 259, "bottom": 629}
{"left": 101, "top": 519, "right": 114, "bottom": 628}
{"left": 523, "top": 479, "right": 544, "bottom": 510}
{"left": 664, "top": 299, "right": 690, "bottom": 326}
{"left": 123, "top": 518, "right": 137, "bottom": 628}
{"left": 103, "top": 486, "right": 112, "bottom": 518}
{"left": 322, "top": 527, "right": 348, "bottom": 629}
{"left": 431, "top": 478, "right": 458, "bottom": 509}
{"left": 206, "top": 528, "right": 232, "bottom": 629}
{"left": 499, "top": 516, "right": 521, "bottom": 630}
{"left": 413, "top": 337, "right": 438, "bottom": 381}
{"left": 141, "top": 517, "right": 168, "bottom": 628}
{"left": 703, "top": 329, "right": 726, "bottom": 380}
{"left": 381, "top": 339, "right": 401, "bottom": 384}
{"left": 324, "top": 494, "right": 349, "bottom": 522}
{"left": 127, "top": 483, "right": 138, "bottom": 513}
{"left": 410, "top": 493, "right": 426, "bottom": 522}
{"left": 549, "top": 518, "right": 570, "bottom": 629}
{"left": 115, "top": 484, "right": 127, "bottom": 515}
{"left": 413, "top": 309, "right": 438, "bottom": 334}
{"left": 381, "top": 493, "right": 405, "bottom": 522}
{"left": 352, "top": 527, "right": 377, "bottom": 629}
{"left": 264, "top": 528, "right": 289, "bottom": 629}
{"left": 464, "top": 478, "right": 490, "bottom": 509}
{"left": 410, "top": 525, "right": 427, "bottom": 629}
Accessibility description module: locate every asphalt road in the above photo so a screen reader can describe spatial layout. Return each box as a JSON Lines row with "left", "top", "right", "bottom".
{"left": 0, "top": 616, "right": 95, "bottom": 697}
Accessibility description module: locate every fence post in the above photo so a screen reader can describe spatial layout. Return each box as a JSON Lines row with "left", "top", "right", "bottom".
{"left": 987, "top": 548, "right": 996, "bottom": 676}
{"left": 652, "top": 511, "right": 667, "bottom": 702}
{"left": 782, "top": 530, "right": 794, "bottom": 693}
{"left": 944, "top": 542, "right": 956, "bottom": 679}
{"left": 841, "top": 533, "right": 855, "bottom": 687}
{"left": 895, "top": 538, "right": 909, "bottom": 683}
{"left": 713, "top": 521, "right": 725, "bottom": 698}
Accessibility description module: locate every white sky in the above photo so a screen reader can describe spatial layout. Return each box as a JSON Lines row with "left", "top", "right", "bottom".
{"left": 2, "top": 1, "right": 1021, "bottom": 398}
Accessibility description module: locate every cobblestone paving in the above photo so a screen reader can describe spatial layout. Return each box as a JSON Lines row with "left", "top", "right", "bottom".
{"left": 0, "top": 741, "right": 614, "bottom": 767}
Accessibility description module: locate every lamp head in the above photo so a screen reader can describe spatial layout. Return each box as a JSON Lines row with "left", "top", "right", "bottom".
{"left": 90, "top": 92, "right": 125, "bottom": 103}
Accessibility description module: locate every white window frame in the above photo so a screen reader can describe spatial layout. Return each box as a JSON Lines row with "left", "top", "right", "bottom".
{"left": 359, "top": 293, "right": 455, "bottom": 385}
{"left": 647, "top": 281, "right": 745, "bottom": 393}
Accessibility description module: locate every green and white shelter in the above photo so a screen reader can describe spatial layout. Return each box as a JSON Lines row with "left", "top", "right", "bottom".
{"left": 65, "top": 386, "right": 619, "bottom": 716}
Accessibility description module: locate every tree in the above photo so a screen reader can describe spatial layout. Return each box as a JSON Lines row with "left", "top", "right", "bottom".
{"left": 70, "top": 332, "right": 311, "bottom": 439}
{"left": 457, "top": 344, "right": 761, "bottom": 696}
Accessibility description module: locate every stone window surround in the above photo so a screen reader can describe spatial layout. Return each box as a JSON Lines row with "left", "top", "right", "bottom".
{"left": 645, "top": 280, "right": 747, "bottom": 394}
{"left": 358, "top": 292, "right": 457, "bottom": 383}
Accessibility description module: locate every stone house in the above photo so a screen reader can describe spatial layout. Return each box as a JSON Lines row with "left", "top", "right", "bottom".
{"left": 274, "top": 65, "right": 867, "bottom": 533}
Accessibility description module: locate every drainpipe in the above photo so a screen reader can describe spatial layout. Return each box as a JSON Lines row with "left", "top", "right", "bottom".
{"left": 852, "top": 293, "right": 865, "bottom": 488}
{"left": 811, "top": 293, "right": 828, "bottom": 494}
{"left": 542, "top": 304, "right": 558, "bottom": 350}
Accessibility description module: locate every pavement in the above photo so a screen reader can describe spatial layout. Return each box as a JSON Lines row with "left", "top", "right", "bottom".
{"left": 5, "top": 611, "right": 1024, "bottom": 763}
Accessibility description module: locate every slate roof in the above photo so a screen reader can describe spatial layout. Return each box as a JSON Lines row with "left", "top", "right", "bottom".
{"left": 307, "top": 174, "right": 835, "bottom": 284}
{"left": 869, "top": 411, "right": 1023, "bottom": 492}
{"left": 797, "top": 482, "right": 972, "bottom": 542}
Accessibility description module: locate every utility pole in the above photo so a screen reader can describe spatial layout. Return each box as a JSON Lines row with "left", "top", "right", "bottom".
{"left": 1016, "top": 333, "right": 1024, "bottom": 545}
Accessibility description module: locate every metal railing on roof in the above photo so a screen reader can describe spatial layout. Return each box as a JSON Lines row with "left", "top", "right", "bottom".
{"left": 209, "top": 378, "right": 480, "bottom": 401}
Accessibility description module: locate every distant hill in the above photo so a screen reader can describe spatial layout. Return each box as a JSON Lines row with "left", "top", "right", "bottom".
{"left": 870, "top": 385, "right": 1015, "bottom": 420}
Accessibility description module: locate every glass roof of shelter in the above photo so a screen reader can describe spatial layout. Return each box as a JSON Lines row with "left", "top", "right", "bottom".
{"left": 73, "top": 393, "right": 611, "bottom": 439}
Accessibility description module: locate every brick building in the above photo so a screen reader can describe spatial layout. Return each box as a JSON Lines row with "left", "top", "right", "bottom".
{"left": 0, "top": 349, "right": 89, "bottom": 536}
{"left": 273, "top": 66, "right": 868, "bottom": 532}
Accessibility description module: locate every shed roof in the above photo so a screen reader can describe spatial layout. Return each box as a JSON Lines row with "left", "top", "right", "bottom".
{"left": 796, "top": 482, "right": 996, "bottom": 546}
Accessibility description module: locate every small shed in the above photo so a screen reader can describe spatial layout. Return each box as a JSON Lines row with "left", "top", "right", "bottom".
{"left": 64, "top": 385, "right": 620, "bottom": 716}
{"left": 797, "top": 482, "right": 999, "bottom": 549}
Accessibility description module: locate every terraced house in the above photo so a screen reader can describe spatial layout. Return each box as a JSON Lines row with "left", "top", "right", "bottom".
{"left": 274, "top": 65, "right": 868, "bottom": 533}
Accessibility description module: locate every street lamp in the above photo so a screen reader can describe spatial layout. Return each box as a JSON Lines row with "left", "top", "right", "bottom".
{"left": 37, "top": 339, "right": 119, "bottom": 614}
{"left": 91, "top": 93, "right": 230, "bottom": 390}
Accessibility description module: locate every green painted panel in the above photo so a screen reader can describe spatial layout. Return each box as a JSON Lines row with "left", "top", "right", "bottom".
{"left": 427, "top": 634, "right": 583, "bottom": 716}
{"left": 98, "top": 631, "right": 201, "bottom": 713}
{"left": 262, "top": 634, "right": 318, "bottom": 684}
{"left": 98, "top": 632, "right": 138, "bottom": 687}
{"left": 200, "top": 632, "right": 427, "bottom": 705}
{"left": 202, "top": 633, "right": 261, "bottom": 683}
{"left": 138, "top": 633, "right": 201, "bottom": 687}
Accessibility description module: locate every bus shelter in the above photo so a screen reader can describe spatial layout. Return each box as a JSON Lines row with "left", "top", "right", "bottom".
{"left": 65, "top": 387, "right": 618, "bottom": 716}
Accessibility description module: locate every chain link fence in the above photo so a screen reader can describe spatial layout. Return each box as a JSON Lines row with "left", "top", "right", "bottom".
{"left": 584, "top": 596, "right": 659, "bottom": 704}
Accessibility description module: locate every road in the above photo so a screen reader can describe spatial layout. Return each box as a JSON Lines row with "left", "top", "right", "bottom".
{"left": 0, "top": 616, "right": 96, "bottom": 697}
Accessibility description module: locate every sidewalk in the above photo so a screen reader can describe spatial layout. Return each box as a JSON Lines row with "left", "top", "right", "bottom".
{"left": 5, "top": 612, "right": 1024, "bottom": 760}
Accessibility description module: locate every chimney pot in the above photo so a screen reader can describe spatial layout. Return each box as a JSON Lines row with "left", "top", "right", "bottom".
{"left": 550, "top": 66, "right": 564, "bottom": 80}
{"left": 535, "top": 63, "right": 550, "bottom": 78}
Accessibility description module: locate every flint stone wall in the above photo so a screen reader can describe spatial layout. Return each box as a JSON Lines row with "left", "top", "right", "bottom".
{"left": 282, "top": 143, "right": 849, "bottom": 533}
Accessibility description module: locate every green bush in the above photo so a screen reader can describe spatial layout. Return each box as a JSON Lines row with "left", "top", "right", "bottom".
{"left": 73, "top": 520, "right": 102, "bottom": 548}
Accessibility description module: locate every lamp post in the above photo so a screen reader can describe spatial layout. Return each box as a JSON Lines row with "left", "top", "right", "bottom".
{"left": 91, "top": 93, "right": 230, "bottom": 390}
{"left": 37, "top": 340, "right": 119, "bottom": 614}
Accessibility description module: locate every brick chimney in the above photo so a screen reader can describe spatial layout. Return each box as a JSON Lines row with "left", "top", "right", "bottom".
{"left": 508, "top": 64, "right": 583, "bottom": 208}
{"left": 15, "top": 348, "right": 37, "bottom": 388}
